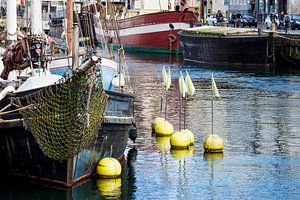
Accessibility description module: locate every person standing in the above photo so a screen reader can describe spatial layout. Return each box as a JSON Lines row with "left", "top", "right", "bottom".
{"left": 236, "top": 11, "right": 241, "bottom": 27}
{"left": 216, "top": 10, "right": 224, "bottom": 24}
{"left": 279, "top": 11, "right": 284, "bottom": 31}
{"left": 284, "top": 13, "right": 291, "bottom": 34}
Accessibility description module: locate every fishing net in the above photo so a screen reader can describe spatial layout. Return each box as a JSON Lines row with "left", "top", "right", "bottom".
{"left": 15, "top": 67, "right": 108, "bottom": 160}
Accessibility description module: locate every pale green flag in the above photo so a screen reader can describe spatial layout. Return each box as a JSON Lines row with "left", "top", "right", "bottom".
{"left": 185, "top": 70, "right": 195, "bottom": 96}
{"left": 166, "top": 67, "right": 171, "bottom": 91}
{"left": 162, "top": 66, "right": 167, "bottom": 86}
{"left": 212, "top": 73, "right": 220, "bottom": 98}
{"left": 179, "top": 71, "right": 187, "bottom": 97}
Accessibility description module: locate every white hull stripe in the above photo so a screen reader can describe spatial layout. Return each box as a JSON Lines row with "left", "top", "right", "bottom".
{"left": 95, "top": 22, "right": 190, "bottom": 37}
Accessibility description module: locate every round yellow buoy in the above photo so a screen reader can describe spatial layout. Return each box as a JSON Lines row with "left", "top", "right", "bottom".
{"left": 155, "top": 120, "right": 174, "bottom": 136}
{"left": 96, "top": 178, "right": 121, "bottom": 197}
{"left": 96, "top": 158, "right": 122, "bottom": 178}
{"left": 181, "top": 129, "right": 195, "bottom": 145}
{"left": 170, "top": 130, "right": 192, "bottom": 149}
{"left": 170, "top": 146, "right": 194, "bottom": 160}
{"left": 203, "top": 134, "right": 224, "bottom": 153}
{"left": 155, "top": 136, "right": 171, "bottom": 151}
{"left": 151, "top": 117, "right": 165, "bottom": 130}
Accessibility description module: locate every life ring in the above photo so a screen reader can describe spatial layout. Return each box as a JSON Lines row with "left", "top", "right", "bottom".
{"left": 168, "top": 34, "right": 176, "bottom": 43}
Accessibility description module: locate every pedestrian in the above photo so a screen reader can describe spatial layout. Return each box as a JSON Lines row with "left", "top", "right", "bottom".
{"left": 231, "top": 12, "right": 236, "bottom": 27}
{"left": 279, "top": 11, "right": 284, "bottom": 31}
{"left": 236, "top": 11, "right": 241, "bottom": 27}
{"left": 284, "top": 12, "right": 291, "bottom": 34}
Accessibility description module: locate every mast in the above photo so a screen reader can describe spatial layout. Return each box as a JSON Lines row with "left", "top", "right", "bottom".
{"left": 7, "top": 0, "right": 17, "bottom": 42}
{"left": 31, "top": 0, "right": 43, "bottom": 35}
{"left": 67, "top": 0, "right": 73, "bottom": 52}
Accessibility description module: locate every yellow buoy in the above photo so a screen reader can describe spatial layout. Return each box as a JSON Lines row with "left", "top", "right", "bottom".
{"left": 151, "top": 117, "right": 165, "bottom": 130}
{"left": 181, "top": 129, "right": 195, "bottom": 145}
{"left": 203, "top": 134, "right": 224, "bottom": 153}
{"left": 96, "top": 178, "right": 121, "bottom": 197}
{"left": 96, "top": 157, "right": 122, "bottom": 178}
{"left": 155, "top": 120, "right": 174, "bottom": 136}
{"left": 155, "top": 136, "right": 171, "bottom": 151}
{"left": 170, "top": 131, "right": 190, "bottom": 149}
{"left": 170, "top": 146, "right": 194, "bottom": 160}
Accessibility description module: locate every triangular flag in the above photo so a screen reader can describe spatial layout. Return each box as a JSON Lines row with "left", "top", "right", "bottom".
{"left": 162, "top": 66, "right": 167, "bottom": 86}
{"left": 179, "top": 71, "right": 187, "bottom": 97}
{"left": 212, "top": 73, "right": 220, "bottom": 98}
{"left": 185, "top": 70, "right": 195, "bottom": 96}
{"left": 166, "top": 67, "right": 171, "bottom": 91}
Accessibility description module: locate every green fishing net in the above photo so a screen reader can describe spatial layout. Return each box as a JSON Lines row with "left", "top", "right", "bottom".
{"left": 16, "top": 67, "right": 108, "bottom": 160}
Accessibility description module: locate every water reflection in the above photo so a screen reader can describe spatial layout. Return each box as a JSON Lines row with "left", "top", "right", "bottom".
{"left": 96, "top": 178, "right": 122, "bottom": 199}
{"left": 122, "top": 147, "right": 137, "bottom": 199}
{"left": 127, "top": 53, "right": 300, "bottom": 199}
{"left": 170, "top": 146, "right": 194, "bottom": 161}
{"left": 1, "top": 53, "right": 300, "bottom": 199}
{"left": 203, "top": 152, "right": 224, "bottom": 165}
{"left": 155, "top": 136, "right": 171, "bottom": 152}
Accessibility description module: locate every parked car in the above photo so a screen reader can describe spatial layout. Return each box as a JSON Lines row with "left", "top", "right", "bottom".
{"left": 206, "top": 14, "right": 228, "bottom": 26}
{"left": 240, "top": 14, "right": 257, "bottom": 28}
{"left": 265, "top": 14, "right": 279, "bottom": 29}
{"left": 290, "top": 13, "right": 300, "bottom": 30}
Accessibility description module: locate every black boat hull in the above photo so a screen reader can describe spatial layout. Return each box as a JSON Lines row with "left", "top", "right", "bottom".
{"left": 0, "top": 89, "right": 134, "bottom": 187}
{"left": 178, "top": 31, "right": 276, "bottom": 72}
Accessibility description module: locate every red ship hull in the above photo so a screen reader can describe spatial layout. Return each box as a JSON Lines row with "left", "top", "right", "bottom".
{"left": 94, "top": 11, "right": 198, "bottom": 54}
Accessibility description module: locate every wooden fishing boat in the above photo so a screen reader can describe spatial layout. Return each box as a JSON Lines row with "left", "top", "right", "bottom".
{"left": 0, "top": 0, "right": 135, "bottom": 188}
{"left": 178, "top": 26, "right": 277, "bottom": 72}
{"left": 0, "top": 45, "right": 134, "bottom": 188}
{"left": 91, "top": 2, "right": 198, "bottom": 54}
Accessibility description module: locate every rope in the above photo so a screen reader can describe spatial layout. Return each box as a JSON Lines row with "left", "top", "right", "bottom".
{"left": 0, "top": 104, "right": 33, "bottom": 116}
{"left": 280, "top": 50, "right": 299, "bottom": 66}
{"left": 275, "top": 33, "right": 300, "bottom": 42}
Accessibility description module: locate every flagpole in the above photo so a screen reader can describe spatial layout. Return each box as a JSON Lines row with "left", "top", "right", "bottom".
{"left": 179, "top": 84, "right": 182, "bottom": 130}
{"left": 211, "top": 73, "right": 214, "bottom": 135}
{"left": 160, "top": 95, "right": 163, "bottom": 117}
{"left": 165, "top": 90, "right": 168, "bottom": 121}
{"left": 211, "top": 95, "right": 214, "bottom": 135}
{"left": 184, "top": 96, "right": 187, "bottom": 129}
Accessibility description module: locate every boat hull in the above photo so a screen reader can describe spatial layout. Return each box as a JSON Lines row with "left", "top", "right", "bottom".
{"left": 0, "top": 89, "right": 134, "bottom": 187}
{"left": 178, "top": 31, "right": 276, "bottom": 72}
{"left": 279, "top": 34, "right": 300, "bottom": 70}
{"left": 94, "top": 11, "right": 198, "bottom": 54}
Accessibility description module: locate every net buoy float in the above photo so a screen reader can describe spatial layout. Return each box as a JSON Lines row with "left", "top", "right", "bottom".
{"left": 170, "top": 129, "right": 194, "bottom": 149}
{"left": 151, "top": 117, "right": 165, "bottom": 130}
{"left": 155, "top": 120, "right": 174, "bottom": 136}
{"left": 96, "top": 157, "right": 122, "bottom": 178}
{"left": 181, "top": 129, "right": 194, "bottom": 145}
{"left": 203, "top": 134, "right": 224, "bottom": 153}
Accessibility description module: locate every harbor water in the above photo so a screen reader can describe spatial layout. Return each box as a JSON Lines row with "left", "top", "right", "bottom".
{"left": 1, "top": 53, "right": 300, "bottom": 199}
